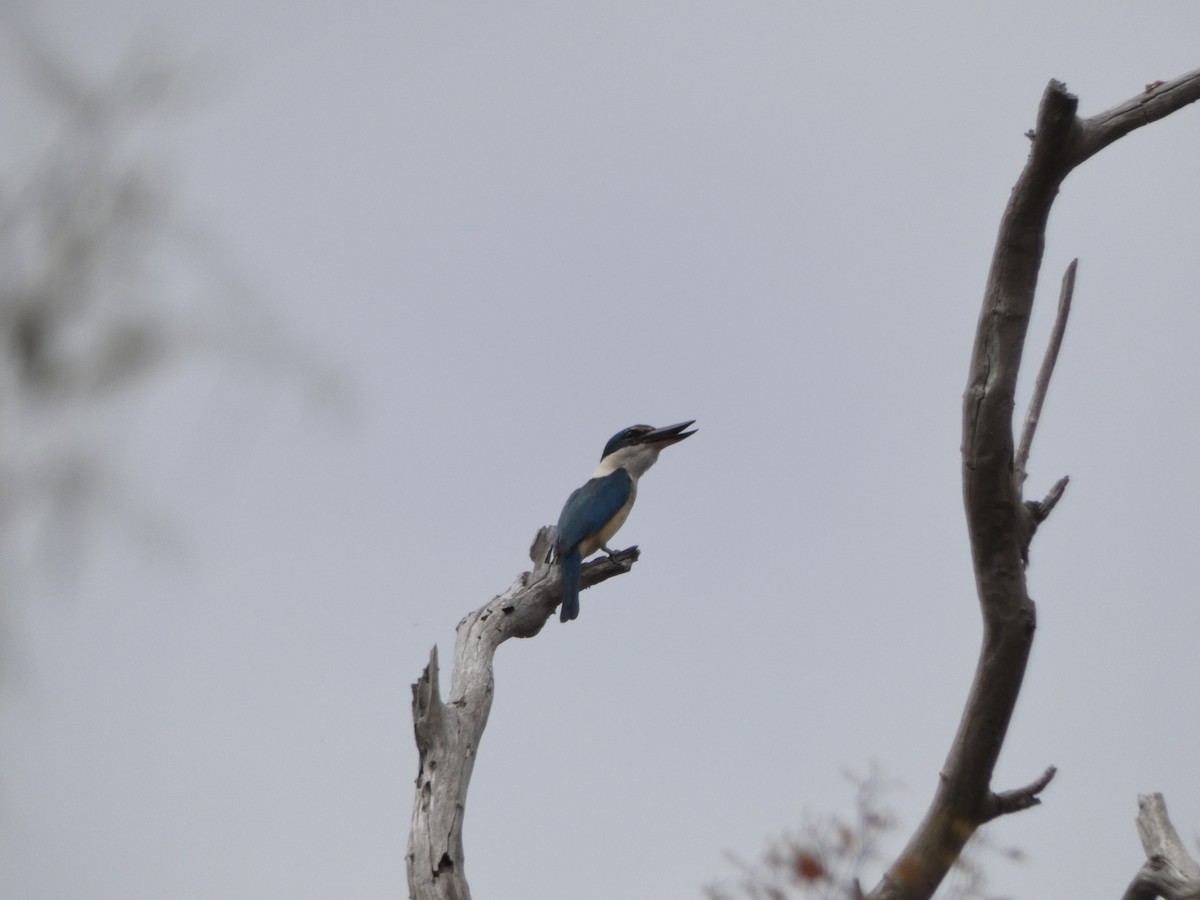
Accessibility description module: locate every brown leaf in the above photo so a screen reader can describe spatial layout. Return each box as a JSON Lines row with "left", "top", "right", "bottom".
{"left": 792, "top": 849, "right": 826, "bottom": 882}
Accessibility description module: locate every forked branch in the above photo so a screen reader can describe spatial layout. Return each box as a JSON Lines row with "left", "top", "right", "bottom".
{"left": 867, "top": 68, "right": 1200, "bottom": 900}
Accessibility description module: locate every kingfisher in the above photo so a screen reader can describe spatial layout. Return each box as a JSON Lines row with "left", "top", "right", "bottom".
{"left": 552, "top": 420, "right": 695, "bottom": 622}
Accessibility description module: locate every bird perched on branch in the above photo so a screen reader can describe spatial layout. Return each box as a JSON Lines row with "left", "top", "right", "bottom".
{"left": 552, "top": 420, "right": 695, "bottom": 622}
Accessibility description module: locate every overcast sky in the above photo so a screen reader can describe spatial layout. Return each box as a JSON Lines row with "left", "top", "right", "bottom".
{"left": 2, "top": 3, "right": 1199, "bottom": 899}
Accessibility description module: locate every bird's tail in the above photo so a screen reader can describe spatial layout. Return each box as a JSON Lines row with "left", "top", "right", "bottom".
{"left": 559, "top": 550, "right": 581, "bottom": 622}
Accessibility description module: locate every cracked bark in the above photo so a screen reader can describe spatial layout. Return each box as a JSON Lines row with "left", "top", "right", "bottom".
{"left": 405, "top": 528, "right": 638, "bottom": 900}
{"left": 866, "top": 68, "right": 1200, "bottom": 900}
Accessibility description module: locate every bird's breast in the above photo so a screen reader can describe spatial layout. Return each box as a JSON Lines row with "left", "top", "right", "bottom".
{"left": 579, "top": 480, "right": 637, "bottom": 557}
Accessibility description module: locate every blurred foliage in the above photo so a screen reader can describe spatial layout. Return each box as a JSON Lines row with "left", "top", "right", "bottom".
{"left": 705, "top": 768, "right": 1023, "bottom": 900}
{"left": 0, "top": 25, "right": 339, "bottom": 657}
{"left": 0, "top": 31, "right": 198, "bottom": 612}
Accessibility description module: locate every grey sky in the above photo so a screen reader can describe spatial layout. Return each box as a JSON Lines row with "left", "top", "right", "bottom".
{"left": 2, "top": 3, "right": 1199, "bottom": 898}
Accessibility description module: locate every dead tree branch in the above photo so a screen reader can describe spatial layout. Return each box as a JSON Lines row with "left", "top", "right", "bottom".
{"left": 867, "top": 67, "right": 1200, "bottom": 900}
{"left": 1015, "top": 258, "right": 1076, "bottom": 487}
{"left": 1121, "top": 793, "right": 1200, "bottom": 900}
{"left": 405, "top": 527, "right": 638, "bottom": 900}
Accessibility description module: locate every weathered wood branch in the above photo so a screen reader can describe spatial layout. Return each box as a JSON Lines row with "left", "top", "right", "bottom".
{"left": 405, "top": 528, "right": 638, "bottom": 900}
{"left": 1120, "top": 793, "right": 1200, "bottom": 900}
{"left": 1073, "top": 67, "right": 1200, "bottom": 166}
{"left": 867, "top": 68, "right": 1200, "bottom": 900}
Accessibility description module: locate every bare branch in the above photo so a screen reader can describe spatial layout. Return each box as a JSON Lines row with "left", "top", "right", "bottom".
{"left": 1015, "top": 259, "right": 1077, "bottom": 485}
{"left": 405, "top": 531, "right": 638, "bottom": 900}
{"left": 1121, "top": 794, "right": 1200, "bottom": 900}
{"left": 1073, "top": 67, "right": 1200, "bottom": 166}
{"left": 1019, "top": 475, "right": 1070, "bottom": 563}
{"left": 983, "top": 765, "right": 1057, "bottom": 822}
{"left": 867, "top": 67, "right": 1200, "bottom": 900}
{"left": 1026, "top": 476, "right": 1069, "bottom": 525}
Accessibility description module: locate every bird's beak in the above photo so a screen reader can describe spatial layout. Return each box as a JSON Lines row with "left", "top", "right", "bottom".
{"left": 641, "top": 420, "right": 697, "bottom": 447}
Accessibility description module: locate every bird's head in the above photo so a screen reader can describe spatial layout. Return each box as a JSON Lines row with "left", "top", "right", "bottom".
{"left": 598, "top": 420, "right": 696, "bottom": 477}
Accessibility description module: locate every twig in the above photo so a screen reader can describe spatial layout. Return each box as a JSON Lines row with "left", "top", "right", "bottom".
{"left": 983, "top": 765, "right": 1057, "bottom": 821}
{"left": 1016, "top": 259, "right": 1077, "bottom": 486}
{"left": 1025, "top": 476, "right": 1069, "bottom": 525}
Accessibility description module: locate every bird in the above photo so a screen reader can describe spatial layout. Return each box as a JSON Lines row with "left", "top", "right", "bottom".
{"left": 552, "top": 420, "right": 695, "bottom": 622}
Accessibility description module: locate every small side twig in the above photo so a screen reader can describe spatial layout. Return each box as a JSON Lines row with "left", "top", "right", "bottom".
{"left": 1020, "top": 475, "right": 1070, "bottom": 563}
{"left": 1025, "top": 476, "right": 1069, "bottom": 524}
{"left": 1016, "top": 259, "right": 1077, "bottom": 486}
{"left": 983, "top": 765, "right": 1057, "bottom": 822}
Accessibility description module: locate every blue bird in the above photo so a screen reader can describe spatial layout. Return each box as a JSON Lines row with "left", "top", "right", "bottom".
{"left": 552, "top": 420, "right": 695, "bottom": 622}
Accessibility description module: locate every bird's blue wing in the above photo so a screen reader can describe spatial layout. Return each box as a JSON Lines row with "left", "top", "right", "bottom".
{"left": 555, "top": 469, "right": 633, "bottom": 554}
